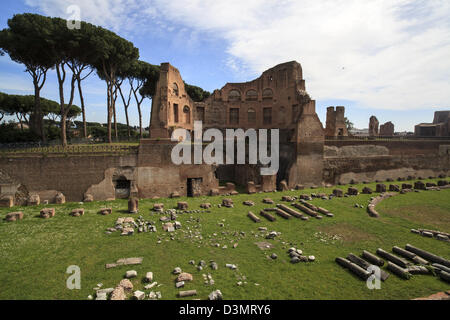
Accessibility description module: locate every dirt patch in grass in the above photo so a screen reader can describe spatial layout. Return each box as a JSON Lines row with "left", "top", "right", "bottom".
{"left": 255, "top": 242, "right": 274, "bottom": 250}
{"left": 382, "top": 205, "right": 450, "bottom": 231}
{"left": 317, "top": 223, "right": 377, "bottom": 243}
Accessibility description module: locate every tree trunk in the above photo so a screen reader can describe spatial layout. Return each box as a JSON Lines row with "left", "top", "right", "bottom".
{"left": 113, "top": 87, "right": 118, "bottom": 141}
{"left": 61, "top": 113, "right": 67, "bottom": 148}
{"left": 137, "top": 103, "right": 143, "bottom": 139}
{"left": 107, "top": 82, "right": 113, "bottom": 144}
{"left": 77, "top": 76, "right": 87, "bottom": 139}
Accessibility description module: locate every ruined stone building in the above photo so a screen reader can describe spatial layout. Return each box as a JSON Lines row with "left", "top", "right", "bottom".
{"left": 379, "top": 121, "right": 394, "bottom": 136}
{"left": 325, "top": 106, "right": 348, "bottom": 137}
{"left": 0, "top": 61, "right": 449, "bottom": 205}
{"left": 369, "top": 116, "right": 379, "bottom": 136}
{"left": 149, "top": 61, "right": 315, "bottom": 139}
{"left": 415, "top": 111, "right": 450, "bottom": 137}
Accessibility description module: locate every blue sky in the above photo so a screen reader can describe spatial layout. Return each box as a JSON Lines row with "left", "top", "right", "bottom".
{"left": 1, "top": 0, "right": 450, "bottom": 131}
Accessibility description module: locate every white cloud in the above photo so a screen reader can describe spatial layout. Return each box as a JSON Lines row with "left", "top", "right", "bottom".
{"left": 23, "top": 0, "right": 450, "bottom": 110}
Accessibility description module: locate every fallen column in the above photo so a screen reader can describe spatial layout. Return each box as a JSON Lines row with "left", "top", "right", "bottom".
{"left": 387, "top": 262, "right": 412, "bottom": 280}
{"left": 178, "top": 290, "right": 197, "bottom": 298}
{"left": 300, "top": 200, "right": 319, "bottom": 211}
{"left": 292, "top": 203, "right": 318, "bottom": 217}
{"left": 392, "top": 246, "right": 428, "bottom": 265}
{"left": 247, "top": 211, "right": 261, "bottom": 223}
{"left": 376, "top": 248, "right": 409, "bottom": 268}
{"left": 432, "top": 263, "right": 450, "bottom": 274}
{"left": 347, "top": 253, "right": 389, "bottom": 281}
{"left": 260, "top": 210, "right": 276, "bottom": 222}
{"left": 317, "top": 207, "right": 334, "bottom": 217}
{"left": 406, "top": 265, "right": 430, "bottom": 275}
{"left": 437, "top": 270, "right": 450, "bottom": 283}
{"left": 362, "top": 250, "right": 384, "bottom": 267}
{"left": 405, "top": 244, "right": 450, "bottom": 268}
{"left": 335, "top": 257, "right": 371, "bottom": 280}
{"left": 276, "top": 204, "right": 304, "bottom": 219}
{"left": 275, "top": 208, "right": 293, "bottom": 220}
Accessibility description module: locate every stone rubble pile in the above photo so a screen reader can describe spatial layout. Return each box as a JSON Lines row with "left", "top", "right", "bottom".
{"left": 105, "top": 216, "right": 157, "bottom": 235}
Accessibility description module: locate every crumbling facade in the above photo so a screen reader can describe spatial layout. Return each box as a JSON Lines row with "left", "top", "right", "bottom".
{"left": 1, "top": 62, "right": 449, "bottom": 204}
{"left": 415, "top": 111, "right": 450, "bottom": 137}
{"left": 325, "top": 106, "right": 348, "bottom": 137}
{"left": 369, "top": 116, "right": 379, "bottom": 136}
{"left": 379, "top": 121, "right": 394, "bottom": 136}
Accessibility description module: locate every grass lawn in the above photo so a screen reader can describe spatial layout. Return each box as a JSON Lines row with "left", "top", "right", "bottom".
{"left": 0, "top": 178, "right": 449, "bottom": 300}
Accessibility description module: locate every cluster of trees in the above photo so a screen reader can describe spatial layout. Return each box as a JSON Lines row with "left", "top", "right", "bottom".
{"left": 0, "top": 13, "right": 210, "bottom": 146}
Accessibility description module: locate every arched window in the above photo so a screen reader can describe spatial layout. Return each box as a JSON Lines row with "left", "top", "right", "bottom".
{"left": 262, "top": 88, "right": 273, "bottom": 100}
{"left": 183, "top": 106, "right": 190, "bottom": 123}
{"left": 246, "top": 89, "right": 258, "bottom": 101}
{"left": 247, "top": 108, "right": 256, "bottom": 124}
{"left": 172, "top": 83, "right": 179, "bottom": 96}
{"left": 228, "top": 89, "right": 241, "bottom": 102}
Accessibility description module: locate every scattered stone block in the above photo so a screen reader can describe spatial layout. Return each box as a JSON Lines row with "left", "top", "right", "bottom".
{"left": 132, "top": 290, "right": 145, "bottom": 300}
{"left": 83, "top": 194, "right": 94, "bottom": 202}
{"left": 176, "top": 281, "right": 185, "bottom": 288}
{"left": 119, "top": 279, "right": 133, "bottom": 292}
{"left": 145, "top": 272, "right": 153, "bottom": 283}
{"left": 173, "top": 267, "right": 182, "bottom": 275}
{"left": 200, "top": 203, "right": 211, "bottom": 209}
{"left": 414, "top": 181, "right": 426, "bottom": 190}
{"left": 153, "top": 203, "right": 164, "bottom": 212}
{"left": 99, "top": 208, "right": 112, "bottom": 215}
{"left": 347, "top": 187, "right": 358, "bottom": 196}
{"left": 128, "top": 197, "right": 139, "bottom": 213}
{"left": 5, "top": 211, "right": 23, "bottom": 222}
{"left": 27, "top": 194, "right": 40, "bottom": 206}
{"left": 110, "top": 286, "right": 125, "bottom": 300}
{"left": 376, "top": 184, "right": 386, "bottom": 193}
{"left": 177, "top": 272, "right": 193, "bottom": 282}
{"left": 246, "top": 181, "right": 257, "bottom": 194}
{"left": 70, "top": 208, "right": 84, "bottom": 217}
{"left": 177, "top": 201, "right": 188, "bottom": 210}
{"left": 389, "top": 184, "right": 400, "bottom": 192}
{"left": 178, "top": 290, "right": 197, "bottom": 298}
{"left": 40, "top": 208, "right": 55, "bottom": 219}
{"left": 333, "top": 189, "right": 344, "bottom": 197}
{"left": 402, "top": 183, "right": 413, "bottom": 190}
{"left": 295, "top": 184, "right": 305, "bottom": 190}
{"left": 125, "top": 270, "right": 137, "bottom": 278}
{"left": 208, "top": 290, "right": 223, "bottom": 300}
{"left": 222, "top": 198, "right": 234, "bottom": 208}
{"left": 170, "top": 192, "right": 181, "bottom": 198}
{"left": 362, "top": 187, "right": 373, "bottom": 194}
{"left": 163, "top": 222, "right": 175, "bottom": 232}
{"left": 263, "top": 198, "right": 274, "bottom": 204}
{"left": 243, "top": 200, "right": 254, "bottom": 206}
{"left": 55, "top": 192, "right": 65, "bottom": 204}
{"left": 0, "top": 195, "right": 14, "bottom": 208}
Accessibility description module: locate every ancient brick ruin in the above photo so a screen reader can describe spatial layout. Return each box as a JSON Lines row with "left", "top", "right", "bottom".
{"left": 0, "top": 61, "right": 449, "bottom": 204}
{"left": 415, "top": 111, "right": 450, "bottom": 137}
{"left": 369, "top": 116, "right": 379, "bottom": 136}
{"left": 325, "top": 106, "right": 348, "bottom": 137}
{"left": 379, "top": 121, "right": 395, "bottom": 136}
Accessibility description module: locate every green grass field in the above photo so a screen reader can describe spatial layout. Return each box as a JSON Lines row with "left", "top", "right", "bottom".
{"left": 0, "top": 178, "right": 449, "bottom": 300}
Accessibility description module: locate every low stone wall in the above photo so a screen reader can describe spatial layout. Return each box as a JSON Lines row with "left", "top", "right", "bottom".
{"left": 324, "top": 154, "right": 450, "bottom": 184}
